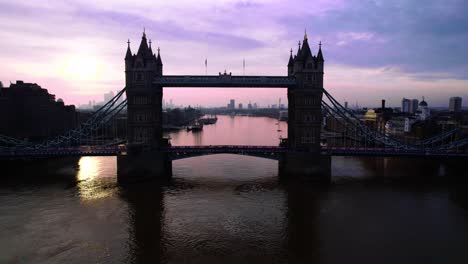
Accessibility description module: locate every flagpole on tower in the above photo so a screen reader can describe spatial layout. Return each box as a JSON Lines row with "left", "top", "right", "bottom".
{"left": 243, "top": 58, "right": 245, "bottom": 76}
{"left": 205, "top": 58, "right": 207, "bottom": 75}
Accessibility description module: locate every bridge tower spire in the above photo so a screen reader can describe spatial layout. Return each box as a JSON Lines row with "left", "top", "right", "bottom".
{"left": 156, "top": 47, "right": 163, "bottom": 75}
{"left": 125, "top": 39, "right": 133, "bottom": 73}
{"left": 317, "top": 41, "right": 324, "bottom": 61}
{"left": 297, "top": 41, "right": 302, "bottom": 56}
{"left": 148, "top": 39, "right": 153, "bottom": 54}
{"left": 125, "top": 39, "right": 132, "bottom": 58}
{"left": 137, "top": 30, "right": 149, "bottom": 56}
{"left": 288, "top": 48, "right": 294, "bottom": 76}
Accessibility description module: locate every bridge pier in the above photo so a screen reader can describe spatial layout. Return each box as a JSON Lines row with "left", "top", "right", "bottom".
{"left": 117, "top": 151, "right": 172, "bottom": 184}
{"left": 279, "top": 152, "right": 331, "bottom": 183}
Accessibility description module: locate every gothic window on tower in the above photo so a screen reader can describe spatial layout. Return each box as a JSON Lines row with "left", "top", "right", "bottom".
{"left": 133, "top": 96, "right": 148, "bottom": 105}
{"left": 301, "top": 133, "right": 312, "bottom": 144}
{"left": 135, "top": 112, "right": 153, "bottom": 122}
{"left": 134, "top": 128, "right": 149, "bottom": 143}
{"left": 306, "top": 96, "right": 318, "bottom": 106}
{"left": 307, "top": 73, "right": 312, "bottom": 81}
{"left": 307, "top": 63, "right": 313, "bottom": 69}
{"left": 301, "top": 129, "right": 316, "bottom": 144}
{"left": 303, "top": 97, "right": 318, "bottom": 106}
{"left": 135, "top": 112, "right": 143, "bottom": 122}
{"left": 135, "top": 72, "right": 144, "bottom": 81}
{"left": 148, "top": 128, "right": 153, "bottom": 139}
{"left": 134, "top": 128, "right": 142, "bottom": 143}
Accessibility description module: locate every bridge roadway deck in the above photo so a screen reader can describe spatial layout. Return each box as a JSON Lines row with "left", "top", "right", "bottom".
{"left": 0, "top": 145, "right": 466, "bottom": 159}
{"left": 154, "top": 75, "right": 296, "bottom": 88}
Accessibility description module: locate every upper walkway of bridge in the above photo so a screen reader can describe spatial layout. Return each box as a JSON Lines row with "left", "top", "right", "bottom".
{"left": 154, "top": 75, "right": 296, "bottom": 88}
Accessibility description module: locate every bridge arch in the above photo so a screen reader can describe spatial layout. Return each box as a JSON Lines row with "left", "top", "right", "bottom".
{"left": 170, "top": 151, "right": 281, "bottom": 161}
{"left": 168, "top": 145, "right": 285, "bottom": 161}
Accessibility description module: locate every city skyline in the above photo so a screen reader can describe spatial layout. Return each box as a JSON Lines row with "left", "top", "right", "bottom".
{"left": 1, "top": 1, "right": 468, "bottom": 107}
{"left": 84, "top": 88, "right": 461, "bottom": 109}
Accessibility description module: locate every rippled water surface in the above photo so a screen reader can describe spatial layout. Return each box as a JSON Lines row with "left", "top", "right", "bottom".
{"left": 1, "top": 115, "right": 468, "bottom": 263}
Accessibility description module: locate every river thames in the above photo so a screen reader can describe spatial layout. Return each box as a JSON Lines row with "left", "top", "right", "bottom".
{"left": 1, "top": 115, "right": 467, "bottom": 263}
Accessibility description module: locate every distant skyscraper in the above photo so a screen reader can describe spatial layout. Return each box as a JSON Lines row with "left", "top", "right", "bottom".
{"left": 248, "top": 102, "right": 253, "bottom": 109}
{"left": 238, "top": 103, "right": 243, "bottom": 109}
{"left": 449, "top": 97, "right": 462, "bottom": 112}
{"left": 410, "top": 99, "right": 419, "bottom": 114}
{"left": 104, "top": 91, "right": 114, "bottom": 103}
{"left": 229, "top": 99, "right": 235, "bottom": 110}
{"left": 402, "top": 98, "right": 411, "bottom": 113}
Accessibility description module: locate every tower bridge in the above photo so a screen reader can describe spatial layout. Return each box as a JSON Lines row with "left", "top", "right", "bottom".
{"left": 0, "top": 30, "right": 466, "bottom": 183}
{"left": 121, "top": 30, "right": 328, "bottom": 182}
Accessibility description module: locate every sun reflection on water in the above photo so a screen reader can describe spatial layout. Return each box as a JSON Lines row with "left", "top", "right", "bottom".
{"left": 77, "top": 157, "right": 100, "bottom": 181}
{"left": 77, "top": 157, "right": 116, "bottom": 201}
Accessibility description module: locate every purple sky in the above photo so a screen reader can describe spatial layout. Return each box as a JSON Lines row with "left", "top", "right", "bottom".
{"left": 0, "top": 0, "right": 467, "bottom": 107}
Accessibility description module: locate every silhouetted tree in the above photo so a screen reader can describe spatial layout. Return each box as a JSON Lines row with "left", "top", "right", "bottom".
{"left": 0, "top": 81, "right": 3, "bottom": 88}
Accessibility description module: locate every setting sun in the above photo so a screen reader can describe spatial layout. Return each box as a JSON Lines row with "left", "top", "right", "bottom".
{"left": 61, "top": 54, "right": 102, "bottom": 81}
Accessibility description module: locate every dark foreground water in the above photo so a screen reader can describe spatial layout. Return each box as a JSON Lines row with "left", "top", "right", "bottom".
{"left": 1, "top": 115, "right": 468, "bottom": 263}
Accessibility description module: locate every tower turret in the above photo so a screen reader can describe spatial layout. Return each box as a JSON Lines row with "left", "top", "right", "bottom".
{"left": 317, "top": 41, "right": 324, "bottom": 62}
{"left": 125, "top": 39, "right": 133, "bottom": 60}
{"left": 148, "top": 39, "right": 154, "bottom": 55}
{"left": 288, "top": 48, "right": 294, "bottom": 76}
{"left": 125, "top": 40, "right": 134, "bottom": 85}
{"left": 156, "top": 47, "right": 163, "bottom": 76}
{"left": 296, "top": 41, "right": 302, "bottom": 57}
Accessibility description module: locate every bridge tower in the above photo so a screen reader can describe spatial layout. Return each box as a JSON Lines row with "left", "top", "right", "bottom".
{"left": 125, "top": 31, "right": 164, "bottom": 151}
{"left": 288, "top": 32, "right": 323, "bottom": 151}
{"left": 118, "top": 31, "right": 171, "bottom": 183}
{"left": 281, "top": 32, "right": 330, "bottom": 182}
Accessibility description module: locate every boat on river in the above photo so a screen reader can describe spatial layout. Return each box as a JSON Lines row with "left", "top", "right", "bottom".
{"left": 199, "top": 115, "right": 218, "bottom": 125}
{"left": 187, "top": 121, "right": 204, "bottom": 132}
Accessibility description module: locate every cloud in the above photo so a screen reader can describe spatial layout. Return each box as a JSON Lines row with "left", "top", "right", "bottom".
{"left": 281, "top": 0, "right": 468, "bottom": 79}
